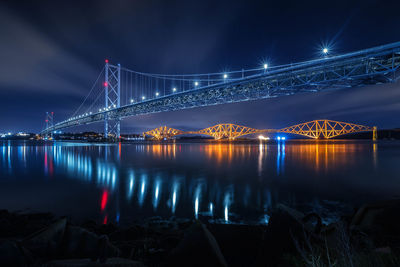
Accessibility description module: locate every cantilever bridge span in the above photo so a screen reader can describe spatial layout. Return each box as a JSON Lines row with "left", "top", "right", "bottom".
{"left": 143, "top": 120, "right": 376, "bottom": 140}
{"left": 41, "top": 41, "right": 400, "bottom": 137}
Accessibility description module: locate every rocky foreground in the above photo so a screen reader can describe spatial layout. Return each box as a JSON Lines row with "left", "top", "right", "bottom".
{"left": 1, "top": 200, "right": 400, "bottom": 266}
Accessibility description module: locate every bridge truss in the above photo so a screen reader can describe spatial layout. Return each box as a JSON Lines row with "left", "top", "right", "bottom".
{"left": 143, "top": 126, "right": 185, "bottom": 140}
{"left": 41, "top": 41, "right": 400, "bottom": 136}
{"left": 194, "top": 124, "right": 263, "bottom": 140}
{"left": 278, "top": 120, "right": 374, "bottom": 139}
{"left": 142, "top": 120, "right": 376, "bottom": 140}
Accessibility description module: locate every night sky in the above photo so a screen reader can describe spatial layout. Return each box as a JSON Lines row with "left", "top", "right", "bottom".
{"left": 0, "top": 0, "right": 399, "bottom": 133}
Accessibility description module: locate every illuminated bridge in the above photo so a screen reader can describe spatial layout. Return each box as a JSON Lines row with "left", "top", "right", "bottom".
{"left": 143, "top": 120, "right": 376, "bottom": 140}
{"left": 41, "top": 41, "right": 400, "bottom": 137}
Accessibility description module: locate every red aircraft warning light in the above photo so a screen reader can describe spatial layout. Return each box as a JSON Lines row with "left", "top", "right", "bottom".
{"left": 104, "top": 81, "right": 108, "bottom": 87}
{"left": 105, "top": 59, "right": 109, "bottom": 63}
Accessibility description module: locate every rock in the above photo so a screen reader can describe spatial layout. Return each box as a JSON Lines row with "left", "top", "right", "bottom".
{"left": 166, "top": 221, "right": 228, "bottom": 267}
{"left": 374, "top": 246, "right": 391, "bottom": 254}
{"left": 159, "top": 234, "right": 181, "bottom": 250}
{"left": 350, "top": 199, "right": 400, "bottom": 246}
{"left": 22, "top": 217, "right": 67, "bottom": 257}
{"left": 60, "top": 225, "right": 120, "bottom": 260}
{"left": 109, "top": 226, "right": 145, "bottom": 242}
{"left": 207, "top": 224, "right": 265, "bottom": 267}
{"left": 0, "top": 210, "right": 53, "bottom": 238}
{"left": 46, "top": 257, "right": 146, "bottom": 266}
{"left": 257, "top": 204, "right": 323, "bottom": 265}
{"left": 0, "top": 240, "right": 29, "bottom": 266}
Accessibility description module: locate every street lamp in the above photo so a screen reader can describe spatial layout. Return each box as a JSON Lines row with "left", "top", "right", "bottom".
{"left": 155, "top": 92, "right": 159, "bottom": 97}
{"left": 194, "top": 81, "right": 199, "bottom": 87}
{"left": 172, "top": 87, "right": 177, "bottom": 92}
{"left": 322, "top": 48, "right": 329, "bottom": 55}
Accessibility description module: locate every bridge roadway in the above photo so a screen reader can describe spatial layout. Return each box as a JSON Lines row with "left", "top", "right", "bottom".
{"left": 44, "top": 41, "right": 400, "bottom": 134}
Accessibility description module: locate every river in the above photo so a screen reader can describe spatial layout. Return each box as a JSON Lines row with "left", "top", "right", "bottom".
{"left": 1, "top": 140, "right": 399, "bottom": 225}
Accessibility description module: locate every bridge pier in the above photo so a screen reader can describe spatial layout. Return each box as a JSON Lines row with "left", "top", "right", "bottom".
{"left": 373, "top": 126, "right": 378, "bottom": 141}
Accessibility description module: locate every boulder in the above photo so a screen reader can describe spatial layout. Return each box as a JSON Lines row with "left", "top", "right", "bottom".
{"left": 350, "top": 199, "right": 400, "bottom": 247}
{"left": 166, "top": 221, "right": 228, "bottom": 267}
{"left": 0, "top": 240, "right": 31, "bottom": 266}
{"left": 60, "top": 225, "right": 120, "bottom": 261}
{"left": 258, "top": 204, "right": 323, "bottom": 265}
{"left": 22, "top": 217, "right": 67, "bottom": 257}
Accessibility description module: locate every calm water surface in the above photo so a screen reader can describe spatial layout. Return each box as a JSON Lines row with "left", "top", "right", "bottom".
{"left": 1, "top": 140, "right": 399, "bottom": 225}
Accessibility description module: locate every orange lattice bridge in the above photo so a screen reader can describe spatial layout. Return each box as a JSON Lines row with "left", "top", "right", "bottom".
{"left": 143, "top": 120, "right": 377, "bottom": 140}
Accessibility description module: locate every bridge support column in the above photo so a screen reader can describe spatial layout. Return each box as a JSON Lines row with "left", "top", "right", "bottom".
{"left": 44, "top": 112, "right": 54, "bottom": 139}
{"left": 373, "top": 126, "right": 378, "bottom": 141}
{"left": 104, "top": 61, "right": 121, "bottom": 140}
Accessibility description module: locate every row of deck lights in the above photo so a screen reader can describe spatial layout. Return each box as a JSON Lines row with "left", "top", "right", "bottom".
{"left": 118, "top": 62, "right": 273, "bottom": 106}
{"left": 98, "top": 103, "right": 117, "bottom": 112}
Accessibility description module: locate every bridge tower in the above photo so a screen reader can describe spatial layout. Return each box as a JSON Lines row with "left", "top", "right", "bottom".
{"left": 104, "top": 60, "right": 121, "bottom": 140}
{"left": 45, "top": 112, "right": 54, "bottom": 139}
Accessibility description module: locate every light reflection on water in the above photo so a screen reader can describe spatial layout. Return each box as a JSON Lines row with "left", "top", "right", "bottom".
{"left": 0, "top": 140, "right": 399, "bottom": 225}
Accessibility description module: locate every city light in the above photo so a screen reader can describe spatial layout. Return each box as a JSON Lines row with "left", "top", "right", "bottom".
{"left": 263, "top": 63, "right": 268, "bottom": 69}
{"left": 258, "top": 135, "right": 270, "bottom": 140}
{"left": 172, "top": 87, "right": 177, "bottom": 92}
{"left": 142, "top": 96, "right": 146, "bottom": 100}
{"left": 223, "top": 74, "right": 228, "bottom": 79}
{"left": 130, "top": 99, "right": 134, "bottom": 103}
{"left": 323, "top": 47, "right": 329, "bottom": 54}
{"left": 194, "top": 81, "right": 199, "bottom": 86}
{"left": 113, "top": 104, "right": 116, "bottom": 108}
{"left": 155, "top": 92, "right": 159, "bottom": 96}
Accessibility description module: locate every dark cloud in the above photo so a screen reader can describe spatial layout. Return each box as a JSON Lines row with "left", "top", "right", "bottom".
{"left": 0, "top": 6, "right": 98, "bottom": 96}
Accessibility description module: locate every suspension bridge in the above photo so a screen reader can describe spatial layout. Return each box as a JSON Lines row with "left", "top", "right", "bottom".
{"left": 41, "top": 41, "right": 400, "bottom": 139}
